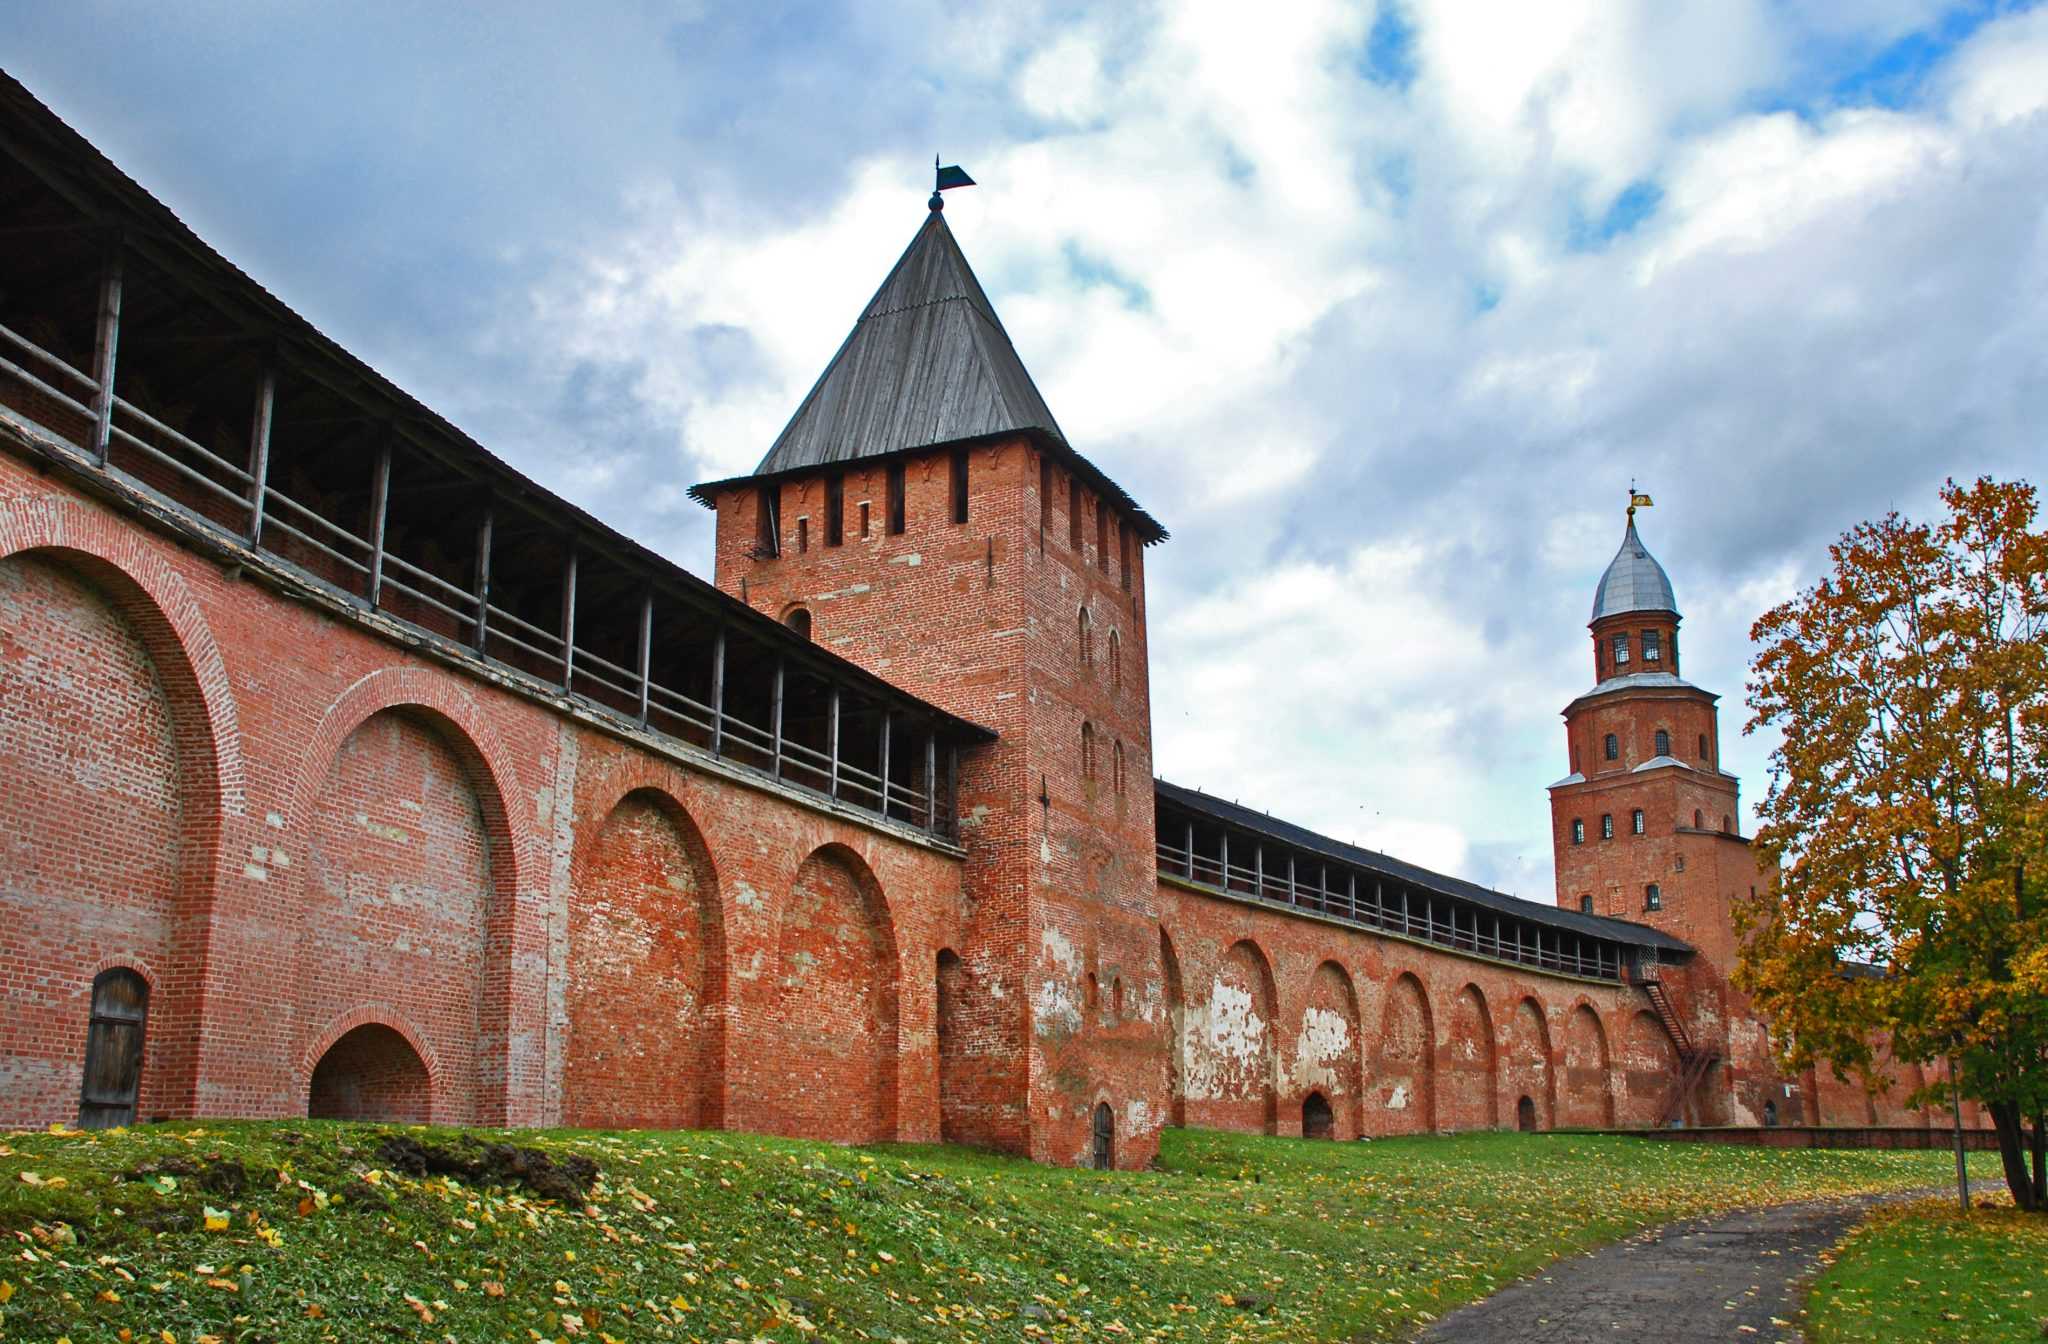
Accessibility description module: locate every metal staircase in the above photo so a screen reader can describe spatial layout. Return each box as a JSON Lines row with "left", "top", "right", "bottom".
{"left": 1631, "top": 952, "right": 1720, "bottom": 1127}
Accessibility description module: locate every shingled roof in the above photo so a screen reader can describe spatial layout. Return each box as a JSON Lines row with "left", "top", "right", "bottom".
{"left": 689, "top": 205, "right": 1166, "bottom": 542}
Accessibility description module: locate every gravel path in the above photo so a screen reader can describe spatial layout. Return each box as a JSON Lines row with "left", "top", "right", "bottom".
{"left": 1416, "top": 1190, "right": 1921, "bottom": 1343}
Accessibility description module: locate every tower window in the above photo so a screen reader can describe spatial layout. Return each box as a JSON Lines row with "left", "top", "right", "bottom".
{"left": 1109, "top": 629, "right": 1121, "bottom": 691}
{"left": 1081, "top": 721, "right": 1096, "bottom": 782}
{"left": 824, "top": 474, "right": 844, "bottom": 546}
{"left": 1040, "top": 456, "right": 1053, "bottom": 534}
{"left": 1114, "top": 739, "right": 1126, "bottom": 795}
{"left": 1722, "top": 815, "right": 1732, "bottom": 834}
{"left": 1601, "top": 814, "right": 1614, "bottom": 839}
{"left": 1654, "top": 729, "right": 1670, "bottom": 757}
{"left": 1571, "top": 819, "right": 1585, "bottom": 845}
{"left": 1694, "top": 809, "right": 1704, "bottom": 828}
{"left": 886, "top": 462, "right": 906, "bottom": 534}
{"left": 949, "top": 447, "right": 969, "bottom": 524}
{"left": 859, "top": 500, "right": 871, "bottom": 538}
{"left": 1698, "top": 733, "right": 1709, "bottom": 761}
{"left": 784, "top": 607, "right": 812, "bottom": 639}
{"left": 1095, "top": 500, "right": 1110, "bottom": 573}
{"left": 1645, "top": 883, "right": 1661, "bottom": 911}
{"left": 1612, "top": 633, "right": 1630, "bottom": 666}
{"left": 1579, "top": 894, "right": 1593, "bottom": 914}
{"left": 1078, "top": 606, "right": 1093, "bottom": 668}
{"left": 1119, "top": 520, "right": 1133, "bottom": 593}
{"left": 1643, "top": 629, "right": 1661, "bottom": 662}
{"left": 1631, "top": 809, "right": 1645, "bottom": 835}
{"left": 1069, "top": 477, "right": 1084, "bottom": 549}
{"left": 755, "top": 484, "right": 780, "bottom": 557}
{"left": 796, "top": 517, "right": 809, "bottom": 554}
{"left": 1604, "top": 733, "right": 1618, "bottom": 761}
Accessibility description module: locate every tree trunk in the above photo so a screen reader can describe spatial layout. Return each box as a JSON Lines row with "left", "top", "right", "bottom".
{"left": 1987, "top": 1101, "right": 2038, "bottom": 1212}
{"left": 2032, "top": 1112, "right": 2046, "bottom": 1209}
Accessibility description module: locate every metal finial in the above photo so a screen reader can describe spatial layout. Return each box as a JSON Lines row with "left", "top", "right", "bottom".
{"left": 931, "top": 154, "right": 944, "bottom": 211}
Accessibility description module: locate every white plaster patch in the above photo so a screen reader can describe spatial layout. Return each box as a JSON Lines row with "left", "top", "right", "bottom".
{"left": 1035, "top": 975, "right": 1082, "bottom": 1037}
{"left": 889, "top": 553, "right": 922, "bottom": 566}
{"left": 265, "top": 811, "right": 285, "bottom": 829}
{"left": 734, "top": 882, "right": 767, "bottom": 913}
{"left": 1292, "top": 1005, "right": 1354, "bottom": 1093}
{"left": 1040, "top": 925, "right": 1080, "bottom": 976}
{"left": 1387, "top": 1083, "right": 1410, "bottom": 1111}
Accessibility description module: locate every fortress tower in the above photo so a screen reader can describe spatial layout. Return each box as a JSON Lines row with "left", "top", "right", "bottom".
{"left": 690, "top": 191, "right": 1168, "bottom": 1165}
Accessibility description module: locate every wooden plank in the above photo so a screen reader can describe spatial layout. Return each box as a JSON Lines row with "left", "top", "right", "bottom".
{"left": 771, "top": 660, "right": 785, "bottom": 778}
{"left": 559, "top": 549, "right": 578, "bottom": 687}
{"left": 876, "top": 710, "right": 890, "bottom": 817}
{"left": 473, "top": 503, "right": 494, "bottom": 648}
{"left": 636, "top": 588, "right": 653, "bottom": 725}
{"left": 827, "top": 688, "right": 841, "bottom": 799}
{"left": 923, "top": 731, "right": 937, "bottom": 833}
{"left": 366, "top": 438, "right": 392, "bottom": 607}
{"left": 710, "top": 627, "right": 726, "bottom": 756}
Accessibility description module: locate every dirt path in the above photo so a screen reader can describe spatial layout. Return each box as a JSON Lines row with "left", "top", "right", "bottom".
{"left": 1415, "top": 1190, "right": 1920, "bottom": 1343}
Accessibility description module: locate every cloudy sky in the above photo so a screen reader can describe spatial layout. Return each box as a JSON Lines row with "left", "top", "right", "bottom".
{"left": 10, "top": 1, "right": 2043, "bottom": 901}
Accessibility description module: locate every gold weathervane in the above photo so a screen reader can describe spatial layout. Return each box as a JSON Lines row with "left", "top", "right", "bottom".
{"left": 1627, "top": 483, "right": 1654, "bottom": 520}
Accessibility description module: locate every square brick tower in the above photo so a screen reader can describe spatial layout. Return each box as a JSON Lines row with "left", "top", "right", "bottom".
{"left": 1548, "top": 506, "right": 1781, "bottom": 1123}
{"left": 690, "top": 193, "right": 1168, "bottom": 1166}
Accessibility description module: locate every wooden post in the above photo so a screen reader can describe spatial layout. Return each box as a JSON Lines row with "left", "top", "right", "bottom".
{"left": 770, "top": 660, "right": 785, "bottom": 778}
{"left": 472, "top": 504, "right": 494, "bottom": 649}
{"left": 1220, "top": 831, "right": 1229, "bottom": 892}
{"left": 558, "top": 550, "right": 578, "bottom": 688}
{"left": 923, "top": 731, "right": 937, "bottom": 834}
{"left": 710, "top": 628, "right": 726, "bottom": 755}
{"left": 877, "top": 710, "right": 891, "bottom": 817}
{"left": 1287, "top": 852, "right": 1297, "bottom": 905}
{"left": 1347, "top": 871, "right": 1358, "bottom": 920}
{"left": 366, "top": 438, "right": 392, "bottom": 607}
{"left": 245, "top": 361, "right": 275, "bottom": 542}
{"left": 90, "top": 237, "right": 123, "bottom": 465}
{"left": 635, "top": 588, "right": 653, "bottom": 726}
{"left": 1183, "top": 821, "right": 1195, "bottom": 879}
{"left": 827, "top": 689, "right": 841, "bottom": 799}
{"left": 1254, "top": 844, "right": 1264, "bottom": 900}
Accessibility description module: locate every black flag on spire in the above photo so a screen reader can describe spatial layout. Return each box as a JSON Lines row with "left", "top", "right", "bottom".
{"left": 930, "top": 158, "right": 975, "bottom": 210}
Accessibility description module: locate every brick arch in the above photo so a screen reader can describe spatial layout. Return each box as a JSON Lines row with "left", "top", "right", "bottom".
{"left": 1206, "top": 938, "right": 1279, "bottom": 1134}
{"left": 285, "top": 667, "right": 540, "bottom": 1125}
{"left": 1560, "top": 999, "right": 1616, "bottom": 1127}
{"left": 1158, "top": 926, "right": 1188, "bottom": 1127}
{"left": 1622, "top": 1009, "right": 1680, "bottom": 1127}
{"left": 1444, "top": 983, "right": 1499, "bottom": 1129}
{"left": 773, "top": 842, "right": 901, "bottom": 1143}
{"left": 1373, "top": 971, "right": 1436, "bottom": 1134}
{"left": 1500, "top": 995, "right": 1555, "bottom": 1131}
{"left": 0, "top": 500, "right": 245, "bottom": 1121}
{"left": 564, "top": 778, "right": 726, "bottom": 1131}
{"left": 298, "top": 1007, "right": 444, "bottom": 1123}
{"left": 1297, "top": 960, "right": 1363, "bottom": 1140}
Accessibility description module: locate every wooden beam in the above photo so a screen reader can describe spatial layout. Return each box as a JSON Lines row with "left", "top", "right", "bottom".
{"left": 473, "top": 503, "right": 494, "bottom": 649}
{"left": 877, "top": 710, "right": 891, "bottom": 817}
{"left": 771, "top": 660, "right": 785, "bottom": 778}
{"left": 559, "top": 549, "right": 578, "bottom": 687}
{"left": 635, "top": 588, "right": 653, "bottom": 726}
{"left": 923, "top": 731, "right": 937, "bottom": 834}
{"left": 710, "top": 627, "right": 726, "bottom": 756}
{"left": 827, "top": 688, "right": 841, "bottom": 799}
{"left": 1183, "top": 820, "right": 1195, "bottom": 879}
{"left": 244, "top": 360, "right": 275, "bottom": 542}
{"left": 89, "top": 236, "right": 123, "bottom": 464}
{"left": 366, "top": 437, "right": 392, "bottom": 607}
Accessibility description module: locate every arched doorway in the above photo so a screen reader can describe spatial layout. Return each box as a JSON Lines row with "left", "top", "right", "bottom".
{"left": 79, "top": 969, "right": 149, "bottom": 1130}
{"left": 1763, "top": 1100, "right": 1779, "bottom": 1128}
{"left": 1091, "top": 1102, "right": 1114, "bottom": 1170}
{"left": 1302, "top": 1090, "right": 1334, "bottom": 1139}
{"left": 308, "top": 1024, "right": 431, "bottom": 1122}
{"left": 1516, "top": 1095, "right": 1537, "bottom": 1132}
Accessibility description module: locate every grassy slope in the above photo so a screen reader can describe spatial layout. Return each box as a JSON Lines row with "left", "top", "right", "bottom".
{"left": 0, "top": 1122, "right": 1999, "bottom": 1343}
{"left": 1806, "top": 1196, "right": 2048, "bottom": 1343}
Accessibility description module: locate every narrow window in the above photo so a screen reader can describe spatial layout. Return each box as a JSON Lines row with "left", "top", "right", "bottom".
{"left": 1763, "top": 1100, "right": 1778, "bottom": 1127}
{"left": 1082, "top": 721, "right": 1096, "bottom": 782}
{"left": 824, "top": 474, "right": 844, "bottom": 546}
{"left": 1095, "top": 500, "right": 1109, "bottom": 573}
{"left": 755, "top": 484, "right": 780, "bottom": 557}
{"left": 886, "top": 462, "right": 906, "bottom": 534}
{"left": 1578, "top": 894, "right": 1594, "bottom": 914}
{"left": 1643, "top": 629, "right": 1661, "bottom": 662}
{"left": 1631, "top": 809, "right": 1645, "bottom": 835}
{"left": 79, "top": 968, "right": 149, "bottom": 1129}
{"left": 1601, "top": 814, "right": 1614, "bottom": 839}
{"left": 1645, "top": 883, "right": 1661, "bottom": 911}
{"left": 1078, "top": 606, "right": 1092, "bottom": 668}
{"left": 1119, "top": 521, "right": 1133, "bottom": 593}
{"left": 1693, "top": 809, "right": 1703, "bottom": 828}
{"left": 1612, "top": 633, "right": 1630, "bottom": 665}
{"left": 1040, "top": 456, "right": 1053, "bottom": 534}
{"left": 949, "top": 446, "right": 969, "bottom": 525}
{"left": 859, "top": 500, "right": 871, "bottom": 538}
{"left": 1069, "top": 476, "right": 1084, "bottom": 548}
{"left": 1109, "top": 630, "right": 1121, "bottom": 691}
{"left": 1086, "top": 972, "right": 1100, "bottom": 1010}
{"left": 1570, "top": 819, "right": 1585, "bottom": 845}
{"left": 1572, "top": 744, "right": 1582, "bottom": 772}
{"left": 1654, "top": 729, "right": 1670, "bottom": 757}
{"left": 1722, "top": 814, "right": 1732, "bottom": 833}
{"left": 1604, "top": 733, "right": 1618, "bottom": 761}
{"left": 796, "top": 517, "right": 809, "bottom": 554}
{"left": 1114, "top": 739, "right": 1126, "bottom": 795}
{"left": 1698, "top": 733, "right": 1709, "bottom": 761}
{"left": 784, "top": 607, "right": 812, "bottom": 640}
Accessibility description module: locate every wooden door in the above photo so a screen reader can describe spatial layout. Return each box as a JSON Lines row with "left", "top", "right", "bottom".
{"left": 79, "top": 969, "right": 148, "bottom": 1129}
{"left": 1091, "top": 1102, "right": 1114, "bottom": 1170}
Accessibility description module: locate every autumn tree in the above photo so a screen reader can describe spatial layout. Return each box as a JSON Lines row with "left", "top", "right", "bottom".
{"left": 1736, "top": 477, "right": 2047, "bottom": 1211}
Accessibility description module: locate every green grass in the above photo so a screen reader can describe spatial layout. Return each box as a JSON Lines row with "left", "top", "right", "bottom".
{"left": 1806, "top": 1195, "right": 2048, "bottom": 1343}
{"left": 0, "top": 1122, "right": 2003, "bottom": 1343}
